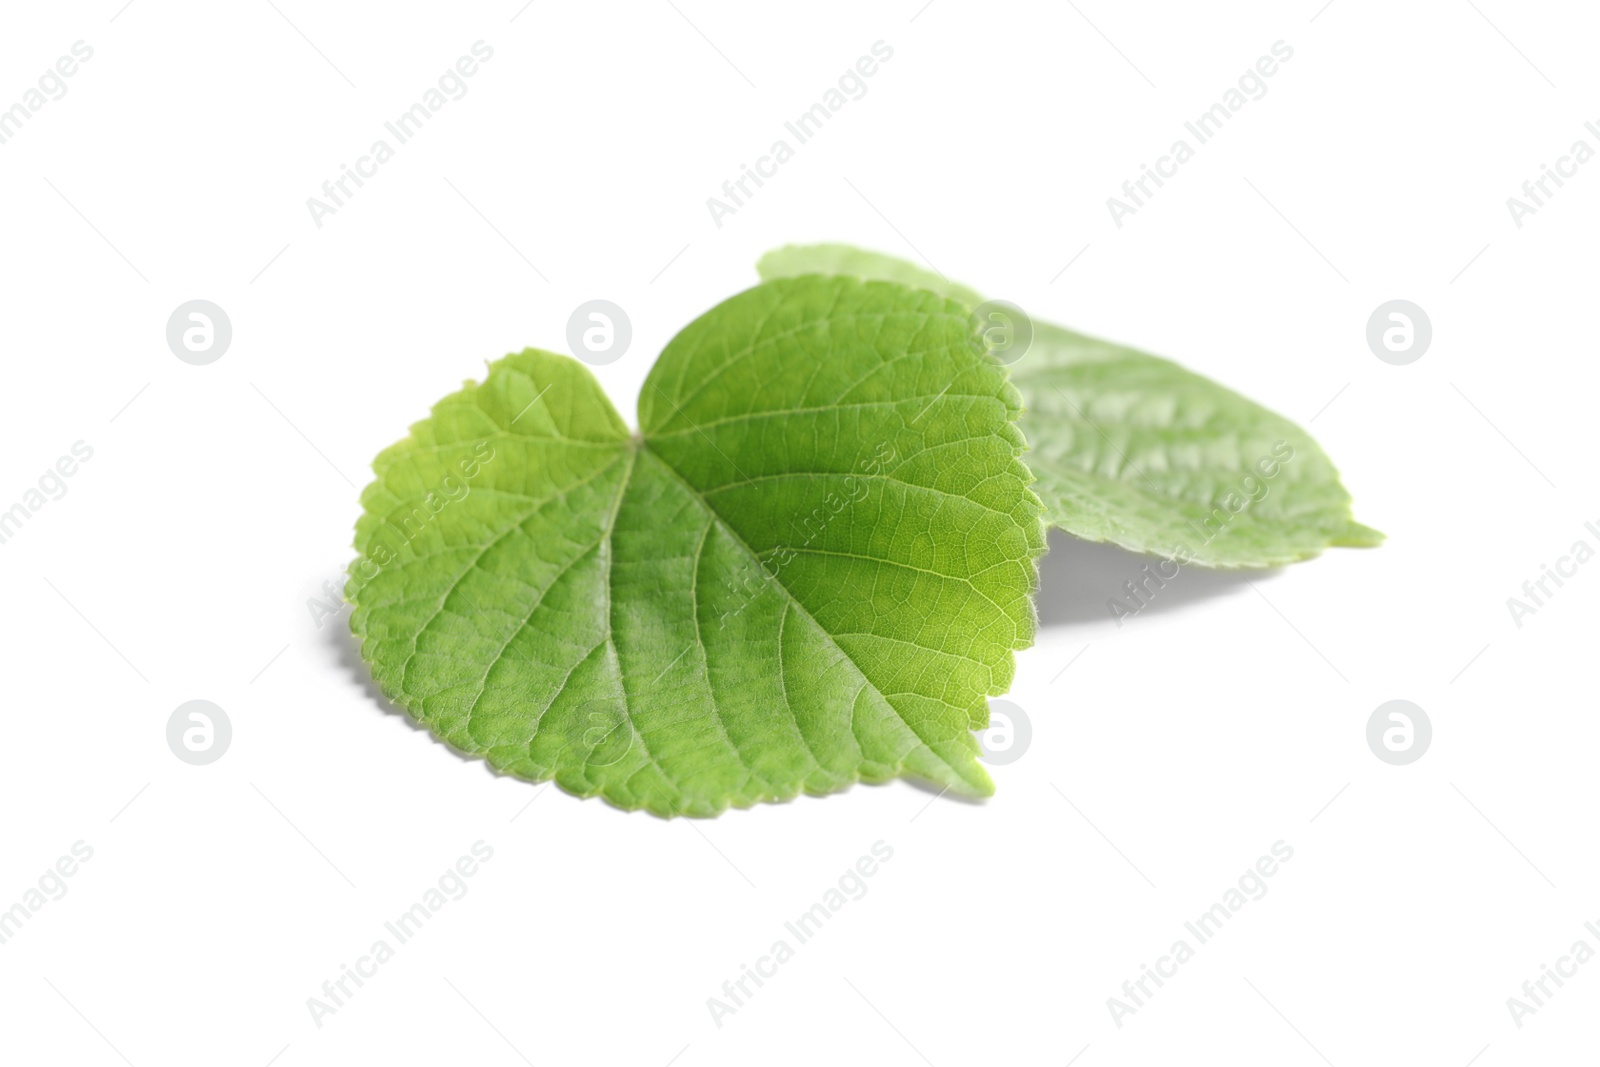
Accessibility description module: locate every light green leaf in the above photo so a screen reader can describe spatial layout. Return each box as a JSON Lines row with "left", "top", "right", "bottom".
{"left": 757, "top": 245, "right": 1383, "bottom": 568}
{"left": 349, "top": 276, "right": 1045, "bottom": 817}
{"left": 757, "top": 243, "right": 985, "bottom": 308}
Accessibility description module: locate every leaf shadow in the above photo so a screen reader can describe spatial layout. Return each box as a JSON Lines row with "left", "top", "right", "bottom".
{"left": 323, "top": 612, "right": 439, "bottom": 738}
{"left": 1036, "top": 529, "right": 1275, "bottom": 628}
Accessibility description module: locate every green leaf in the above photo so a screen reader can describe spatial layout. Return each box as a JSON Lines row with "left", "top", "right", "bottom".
{"left": 757, "top": 244, "right": 1383, "bottom": 568}
{"left": 757, "top": 243, "right": 985, "bottom": 308}
{"left": 349, "top": 276, "right": 1045, "bottom": 817}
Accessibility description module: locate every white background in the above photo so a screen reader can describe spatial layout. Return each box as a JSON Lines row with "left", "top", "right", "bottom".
{"left": 0, "top": 1, "right": 1595, "bottom": 1064}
